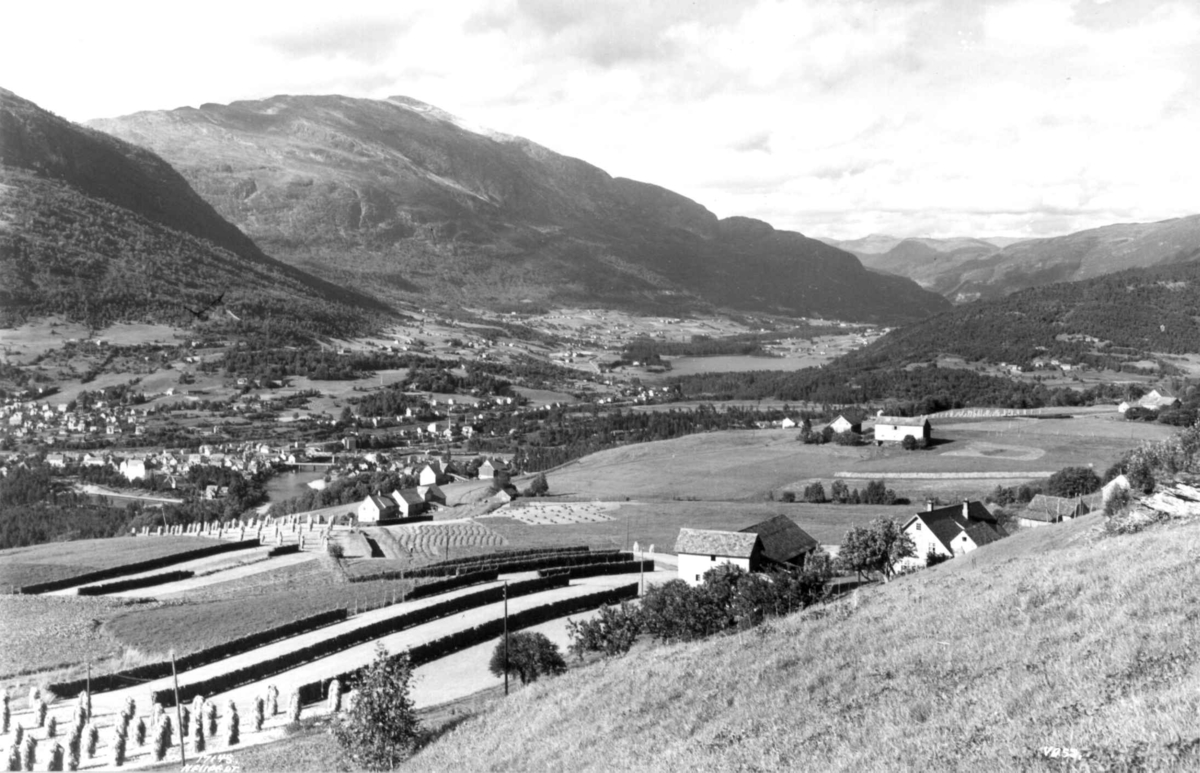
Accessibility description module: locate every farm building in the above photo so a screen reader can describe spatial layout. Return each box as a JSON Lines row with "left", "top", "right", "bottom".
{"left": 390, "top": 489, "right": 428, "bottom": 518}
{"left": 829, "top": 410, "right": 867, "bottom": 435}
{"left": 900, "top": 501, "right": 1004, "bottom": 569}
{"left": 417, "top": 484, "right": 447, "bottom": 506}
{"left": 478, "top": 458, "right": 510, "bottom": 480}
{"left": 738, "top": 515, "right": 820, "bottom": 568}
{"left": 675, "top": 528, "right": 762, "bottom": 586}
{"left": 418, "top": 461, "right": 449, "bottom": 486}
{"left": 873, "top": 414, "right": 932, "bottom": 444}
{"left": 1016, "top": 493, "right": 1101, "bottom": 528}
{"left": 1138, "top": 389, "right": 1180, "bottom": 410}
{"left": 357, "top": 494, "right": 398, "bottom": 523}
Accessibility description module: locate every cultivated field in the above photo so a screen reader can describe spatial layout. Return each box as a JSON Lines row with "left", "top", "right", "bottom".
{"left": 0, "top": 536, "right": 226, "bottom": 591}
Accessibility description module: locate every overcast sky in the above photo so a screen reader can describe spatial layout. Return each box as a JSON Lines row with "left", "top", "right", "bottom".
{"left": 5, "top": 0, "right": 1198, "bottom": 240}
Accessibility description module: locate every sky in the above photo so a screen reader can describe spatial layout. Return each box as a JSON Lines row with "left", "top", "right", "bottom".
{"left": 4, "top": 0, "right": 1199, "bottom": 240}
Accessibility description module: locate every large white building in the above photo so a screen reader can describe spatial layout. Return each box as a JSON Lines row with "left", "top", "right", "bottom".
{"left": 674, "top": 529, "right": 761, "bottom": 586}
{"left": 873, "top": 414, "right": 932, "bottom": 444}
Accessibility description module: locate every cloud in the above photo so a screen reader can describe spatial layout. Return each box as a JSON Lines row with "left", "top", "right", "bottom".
{"left": 731, "top": 132, "right": 771, "bottom": 154}
{"left": 262, "top": 18, "right": 414, "bottom": 64}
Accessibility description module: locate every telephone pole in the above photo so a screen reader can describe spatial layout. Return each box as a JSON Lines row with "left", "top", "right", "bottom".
{"left": 503, "top": 579, "right": 509, "bottom": 697}
{"left": 172, "top": 651, "right": 186, "bottom": 766}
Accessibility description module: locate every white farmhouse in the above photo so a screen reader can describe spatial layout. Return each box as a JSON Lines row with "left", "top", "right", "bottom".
{"left": 900, "top": 501, "right": 1003, "bottom": 569}
{"left": 873, "top": 413, "right": 932, "bottom": 444}
{"left": 674, "top": 528, "right": 762, "bottom": 587}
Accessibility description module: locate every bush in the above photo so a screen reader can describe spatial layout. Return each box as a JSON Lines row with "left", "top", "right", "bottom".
{"left": 327, "top": 542, "right": 345, "bottom": 559}
{"left": 802, "top": 482, "right": 826, "bottom": 503}
{"left": 85, "top": 724, "right": 99, "bottom": 758}
{"left": 779, "top": 491, "right": 796, "bottom": 503}
{"left": 925, "top": 546, "right": 951, "bottom": 567}
{"left": 34, "top": 700, "right": 46, "bottom": 728}
{"left": 111, "top": 731, "right": 126, "bottom": 767}
{"left": 48, "top": 743, "right": 63, "bottom": 772}
{"left": 1047, "top": 466, "right": 1102, "bottom": 497}
{"left": 225, "top": 701, "right": 239, "bottom": 746}
{"left": 333, "top": 645, "right": 420, "bottom": 769}
{"left": 567, "top": 602, "right": 643, "bottom": 659}
{"left": 252, "top": 696, "right": 265, "bottom": 732}
{"left": 206, "top": 701, "right": 218, "bottom": 737}
{"left": 21, "top": 737, "right": 35, "bottom": 772}
{"left": 327, "top": 680, "right": 342, "bottom": 713}
{"left": 267, "top": 685, "right": 279, "bottom": 716}
{"left": 489, "top": 632, "right": 566, "bottom": 685}
{"left": 287, "top": 692, "right": 301, "bottom": 724}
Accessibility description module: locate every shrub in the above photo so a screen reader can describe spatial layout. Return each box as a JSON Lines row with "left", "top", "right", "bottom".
{"left": 489, "top": 632, "right": 566, "bottom": 685}
{"left": 779, "top": 491, "right": 796, "bottom": 503}
{"left": 287, "top": 692, "right": 301, "bottom": 724}
{"left": 123, "top": 697, "right": 135, "bottom": 722}
{"left": 13, "top": 725, "right": 24, "bottom": 749}
{"left": 6, "top": 746, "right": 19, "bottom": 773}
{"left": 327, "top": 542, "right": 345, "bottom": 558}
{"left": 34, "top": 700, "right": 46, "bottom": 728}
{"left": 333, "top": 644, "right": 420, "bottom": 769}
{"left": 48, "top": 743, "right": 63, "bottom": 772}
{"left": 193, "top": 719, "right": 205, "bottom": 754}
{"left": 205, "top": 701, "right": 218, "bottom": 737}
{"left": 252, "top": 696, "right": 265, "bottom": 732}
{"left": 134, "top": 718, "right": 145, "bottom": 747}
{"left": 901, "top": 435, "right": 918, "bottom": 451}
{"left": 567, "top": 602, "right": 643, "bottom": 659}
{"left": 1, "top": 689, "right": 8, "bottom": 734}
{"left": 267, "top": 685, "right": 279, "bottom": 716}
{"left": 926, "top": 546, "right": 951, "bottom": 567}
{"left": 180, "top": 706, "right": 190, "bottom": 737}
{"left": 802, "top": 482, "right": 826, "bottom": 503}
{"left": 46, "top": 716, "right": 56, "bottom": 739}
{"left": 27, "top": 688, "right": 38, "bottom": 708}
{"left": 190, "top": 696, "right": 204, "bottom": 726}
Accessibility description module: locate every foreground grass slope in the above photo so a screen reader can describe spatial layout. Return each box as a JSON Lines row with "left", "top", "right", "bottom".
{"left": 411, "top": 513, "right": 1200, "bottom": 771}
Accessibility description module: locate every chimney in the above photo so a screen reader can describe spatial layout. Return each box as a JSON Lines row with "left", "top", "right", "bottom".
{"left": 962, "top": 502, "right": 970, "bottom": 520}
{"left": 925, "top": 499, "right": 934, "bottom": 512}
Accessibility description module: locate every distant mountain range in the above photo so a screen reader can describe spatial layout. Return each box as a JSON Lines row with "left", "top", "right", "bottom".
{"left": 89, "top": 94, "right": 950, "bottom": 324}
{"left": 0, "top": 88, "right": 383, "bottom": 332}
{"left": 824, "top": 218, "right": 1200, "bottom": 302}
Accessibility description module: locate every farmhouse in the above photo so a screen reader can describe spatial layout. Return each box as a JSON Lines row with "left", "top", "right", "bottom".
{"left": 478, "top": 458, "right": 510, "bottom": 480}
{"left": 418, "top": 461, "right": 448, "bottom": 486}
{"left": 900, "top": 501, "right": 1003, "bottom": 569}
{"left": 675, "top": 528, "right": 762, "bottom": 587}
{"left": 738, "top": 515, "right": 819, "bottom": 568}
{"left": 357, "top": 494, "right": 398, "bottom": 523}
{"left": 119, "top": 458, "right": 147, "bottom": 481}
{"left": 417, "top": 484, "right": 447, "bottom": 506}
{"left": 1138, "top": 389, "right": 1180, "bottom": 411}
{"left": 873, "top": 413, "right": 932, "bottom": 444}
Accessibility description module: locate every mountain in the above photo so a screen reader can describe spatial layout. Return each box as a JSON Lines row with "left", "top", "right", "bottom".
{"left": 89, "top": 94, "right": 949, "bottom": 323}
{"left": 840, "top": 256, "right": 1200, "bottom": 371}
{"left": 0, "top": 88, "right": 384, "bottom": 332}
{"left": 831, "top": 219, "right": 1200, "bottom": 302}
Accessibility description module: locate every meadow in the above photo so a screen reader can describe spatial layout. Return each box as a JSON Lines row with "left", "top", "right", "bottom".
{"left": 407, "top": 512, "right": 1200, "bottom": 771}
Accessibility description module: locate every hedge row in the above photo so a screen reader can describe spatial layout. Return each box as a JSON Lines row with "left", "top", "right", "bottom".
{"left": 537, "top": 560, "right": 655, "bottom": 580}
{"left": 370, "top": 515, "right": 434, "bottom": 527}
{"left": 407, "top": 571, "right": 499, "bottom": 600}
{"left": 48, "top": 609, "right": 348, "bottom": 700}
{"left": 267, "top": 544, "right": 301, "bottom": 557}
{"left": 76, "top": 570, "right": 194, "bottom": 596}
{"left": 153, "top": 574, "right": 570, "bottom": 707}
{"left": 420, "top": 545, "right": 591, "bottom": 572}
{"left": 301, "top": 582, "right": 640, "bottom": 703}
{"left": 350, "top": 550, "right": 631, "bottom": 584}
{"left": 20, "top": 540, "right": 262, "bottom": 594}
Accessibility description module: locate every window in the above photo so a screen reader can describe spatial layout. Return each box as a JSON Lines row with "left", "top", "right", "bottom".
{"left": 915, "top": 523, "right": 921, "bottom": 530}
{"left": 710, "top": 555, "right": 716, "bottom": 561}
{"left": 695, "top": 575, "right": 701, "bottom": 582}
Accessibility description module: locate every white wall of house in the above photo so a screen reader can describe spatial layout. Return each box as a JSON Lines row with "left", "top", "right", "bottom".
{"left": 875, "top": 423, "right": 926, "bottom": 443}
{"left": 900, "top": 516, "right": 968, "bottom": 569}
{"left": 677, "top": 553, "right": 751, "bottom": 586}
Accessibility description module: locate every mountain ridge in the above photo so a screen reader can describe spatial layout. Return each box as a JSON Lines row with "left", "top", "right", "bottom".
{"left": 89, "top": 93, "right": 950, "bottom": 324}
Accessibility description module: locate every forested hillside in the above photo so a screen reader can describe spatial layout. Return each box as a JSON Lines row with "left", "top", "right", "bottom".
{"left": 0, "top": 88, "right": 385, "bottom": 333}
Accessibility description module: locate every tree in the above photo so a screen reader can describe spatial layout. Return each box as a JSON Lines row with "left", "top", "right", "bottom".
{"left": 524, "top": 473, "right": 549, "bottom": 497}
{"left": 489, "top": 632, "right": 566, "bottom": 685}
{"left": 830, "top": 480, "right": 850, "bottom": 504}
{"left": 901, "top": 435, "right": 918, "bottom": 451}
{"left": 567, "top": 603, "right": 643, "bottom": 659}
{"left": 333, "top": 644, "right": 421, "bottom": 770}
{"left": 838, "top": 517, "right": 915, "bottom": 583}
{"left": 1046, "top": 466, "right": 1101, "bottom": 498}
{"left": 803, "top": 482, "right": 826, "bottom": 503}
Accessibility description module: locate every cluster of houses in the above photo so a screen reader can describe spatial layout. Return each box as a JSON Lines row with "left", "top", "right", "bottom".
{"left": 1117, "top": 388, "right": 1180, "bottom": 415}
{"left": 2, "top": 397, "right": 148, "bottom": 442}
{"left": 771, "top": 410, "right": 933, "bottom": 445}
{"left": 355, "top": 456, "right": 513, "bottom": 521}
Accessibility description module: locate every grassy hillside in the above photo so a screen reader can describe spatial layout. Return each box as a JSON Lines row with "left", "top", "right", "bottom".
{"left": 410, "top": 511, "right": 1200, "bottom": 771}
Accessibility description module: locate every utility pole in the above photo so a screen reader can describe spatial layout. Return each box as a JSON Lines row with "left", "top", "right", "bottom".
{"left": 503, "top": 579, "right": 509, "bottom": 697}
{"left": 171, "top": 651, "right": 186, "bottom": 766}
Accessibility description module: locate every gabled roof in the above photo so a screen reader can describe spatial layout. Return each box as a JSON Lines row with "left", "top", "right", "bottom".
{"left": 1023, "top": 493, "right": 1099, "bottom": 521}
{"left": 739, "top": 515, "right": 818, "bottom": 564}
{"left": 907, "top": 501, "right": 1003, "bottom": 553}
{"left": 675, "top": 528, "right": 760, "bottom": 558}
{"left": 963, "top": 522, "right": 1004, "bottom": 548}
{"left": 906, "top": 513, "right": 963, "bottom": 553}
{"left": 834, "top": 408, "right": 868, "bottom": 425}
{"left": 364, "top": 494, "right": 395, "bottom": 511}
{"left": 392, "top": 489, "right": 425, "bottom": 506}
{"left": 875, "top": 415, "right": 930, "bottom": 426}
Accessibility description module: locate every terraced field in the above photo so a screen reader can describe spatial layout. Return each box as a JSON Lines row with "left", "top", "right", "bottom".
{"left": 388, "top": 520, "right": 506, "bottom": 559}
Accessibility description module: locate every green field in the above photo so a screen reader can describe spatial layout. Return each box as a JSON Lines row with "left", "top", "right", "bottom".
{"left": 0, "top": 536, "right": 226, "bottom": 591}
